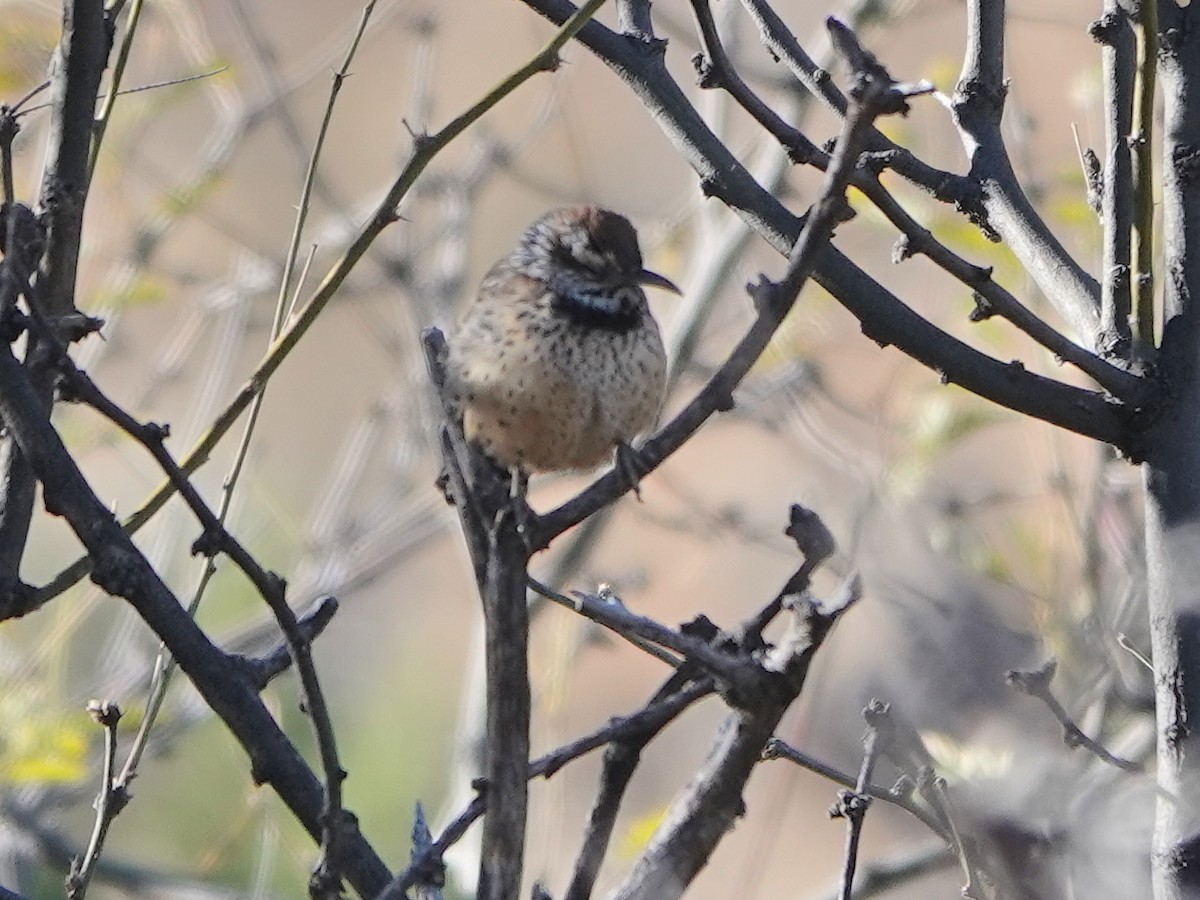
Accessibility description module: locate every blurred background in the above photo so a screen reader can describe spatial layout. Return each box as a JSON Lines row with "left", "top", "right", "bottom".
{"left": 0, "top": 0, "right": 1156, "bottom": 897}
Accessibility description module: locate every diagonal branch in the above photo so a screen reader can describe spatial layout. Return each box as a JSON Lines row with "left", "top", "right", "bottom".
{"left": 1091, "top": 4, "right": 1136, "bottom": 358}
{"left": 736, "top": 0, "right": 979, "bottom": 215}
{"left": 689, "top": 0, "right": 1146, "bottom": 403}
{"left": 564, "top": 672, "right": 714, "bottom": 900}
{"left": 1006, "top": 659, "right": 1145, "bottom": 775}
{"left": 375, "top": 677, "right": 714, "bottom": 900}
{"left": 516, "top": 0, "right": 1140, "bottom": 520}
{"left": 0, "top": 342, "right": 392, "bottom": 897}
{"left": 951, "top": 0, "right": 1102, "bottom": 344}
{"left": 604, "top": 50, "right": 893, "bottom": 893}
{"left": 29, "top": 0, "right": 612, "bottom": 610}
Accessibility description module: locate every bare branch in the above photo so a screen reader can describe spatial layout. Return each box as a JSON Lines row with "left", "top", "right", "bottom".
{"left": 0, "top": 341, "right": 392, "bottom": 896}
{"left": 1090, "top": 4, "right": 1136, "bottom": 357}
{"left": 736, "top": 0, "right": 975, "bottom": 211}
{"left": 952, "top": 0, "right": 1102, "bottom": 344}
{"left": 1, "top": 0, "right": 110, "bottom": 619}
{"left": 377, "top": 677, "right": 713, "bottom": 900}
{"left": 1006, "top": 659, "right": 1144, "bottom": 774}
{"left": 831, "top": 701, "right": 892, "bottom": 900}
{"left": 762, "top": 737, "right": 948, "bottom": 840}
{"left": 30, "top": 0, "right": 611, "bottom": 608}
{"left": 517, "top": 0, "right": 1140, "bottom": 483}
{"left": 66, "top": 701, "right": 128, "bottom": 900}
{"left": 564, "top": 674, "right": 714, "bottom": 900}
{"left": 689, "top": 0, "right": 1145, "bottom": 402}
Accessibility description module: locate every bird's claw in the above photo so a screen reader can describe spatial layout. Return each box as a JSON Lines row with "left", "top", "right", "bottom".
{"left": 615, "top": 441, "right": 652, "bottom": 501}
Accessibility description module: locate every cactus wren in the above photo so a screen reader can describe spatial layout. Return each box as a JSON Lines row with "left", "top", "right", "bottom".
{"left": 446, "top": 206, "right": 677, "bottom": 481}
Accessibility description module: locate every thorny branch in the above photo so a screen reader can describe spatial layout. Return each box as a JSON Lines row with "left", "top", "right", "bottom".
{"left": 689, "top": 0, "right": 1144, "bottom": 403}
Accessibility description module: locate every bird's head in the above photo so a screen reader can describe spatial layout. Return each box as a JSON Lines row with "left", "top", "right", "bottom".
{"left": 517, "top": 206, "right": 680, "bottom": 330}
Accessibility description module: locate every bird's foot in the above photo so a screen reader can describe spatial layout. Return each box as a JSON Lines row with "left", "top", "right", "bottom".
{"left": 507, "top": 469, "right": 545, "bottom": 552}
{"left": 615, "top": 441, "right": 653, "bottom": 501}
{"left": 435, "top": 464, "right": 455, "bottom": 505}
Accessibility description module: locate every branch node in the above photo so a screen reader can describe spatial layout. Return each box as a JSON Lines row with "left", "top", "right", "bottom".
{"left": 190, "top": 528, "right": 225, "bottom": 558}
{"left": 747, "top": 274, "right": 780, "bottom": 315}
{"left": 829, "top": 788, "right": 871, "bottom": 821}
{"left": 891, "top": 235, "right": 913, "bottom": 264}
{"left": 143, "top": 420, "right": 170, "bottom": 442}
{"left": 86, "top": 698, "right": 122, "bottom": 729}
{"left": 690, "top": 52, "right": 720, "bottom": 89}
{"left": 968, "top": 293, "right": 994, "bottom": 322}
{"left": 89, "top": 546, "right": 142, "bottom": 597}
{"left": 784, "top": 503, "right": 836, "bottom": 566}
{"left": 1004, "top": 359, "right": 1026, "bottom": 378}
{"left": 1088, "top": 11, "right": 1121, "bottom": 45}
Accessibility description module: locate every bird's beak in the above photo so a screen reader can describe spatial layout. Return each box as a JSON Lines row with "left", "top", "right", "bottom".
{"left": 636, "top": 268, "right": 682, "bottom": 295}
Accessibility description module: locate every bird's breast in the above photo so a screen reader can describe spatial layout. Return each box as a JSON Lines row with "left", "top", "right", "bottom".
{"left": 449, "top": 299, "right": 666, "bottom": 473}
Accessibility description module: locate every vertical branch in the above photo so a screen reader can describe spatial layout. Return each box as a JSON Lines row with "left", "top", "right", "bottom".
{"left": 1092, "top": 3, "right": 1136, "bottom": 359}
{"left": 1143, "top": 4, "right": 1200, "bottom": 899}
{"left": 65, "top": 702, "right": 127, "bottom": 900}
{"left": 1130, "top": 0, "right": 1157, "bottom": 359}
{"left": 0, "top": 202, "right": 41, "bottom": 614}
{"left": 0, "top": 0, "right": 108, "bottom": 613}
{"left": 832, "top": 701, "right": 890, "bottom": 900}
{"left": 477, "top": 512, "right": 533, "bottom": 900}
{"left": 88, "top": 0, "right": 145, "bottom": 185}
{"left": 424, "top": 329, "right": 533, "bottom": 900}
{"left": 35, "top": 0, "right": 108, "bottom": 320}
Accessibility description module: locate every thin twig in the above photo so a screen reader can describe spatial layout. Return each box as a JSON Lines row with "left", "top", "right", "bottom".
{"left": 527, "top": 577, "right": 682, "bottom": 667}
{"left": 1091, "top": 3, "right": 1135, "bottom": 357}
{"left": 66, "top": 702, "right": 127, "bottom": 900}
{"left": 832, "top": 701, "right": 892, "bottom": 900}
{"left": 1129, "top": 0, "right": 1156, "bottom": 359}
{"left": 1006, "top": 659, "right": 1143, "bottom": 773}
{"left": 240, "top": 596, "right": 341, "bottom": 690}
{"left": 88, "top": 0, "right": 145, "bottom": 185}
{"left": 111, "top": 17, "right": 379, "bottom": 862}
{"left": 762, "top": 738, "right": 948, "bottom": 840}
{"left": 736, "top": 0, "right": 975, "bottom": 212}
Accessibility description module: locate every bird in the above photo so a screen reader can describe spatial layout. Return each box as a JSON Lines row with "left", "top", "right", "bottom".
{"left": 445, "top": 206, "right": 679, "bottom": 488}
